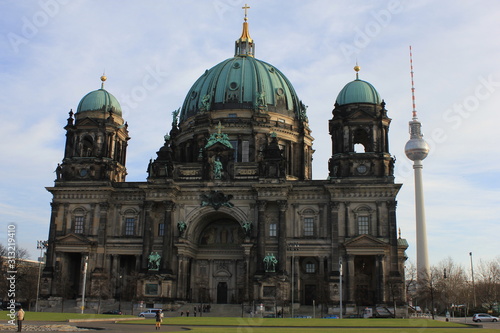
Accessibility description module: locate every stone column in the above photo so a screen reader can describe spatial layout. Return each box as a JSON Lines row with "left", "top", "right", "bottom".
{"left": 344, "top": 202, "right": 351, "bottom": 237}
{"left": 45, "top": 202, "right": 60, "bottom": 269}
{"left": 141, "top": 202, "right": 153, "bottom": 270}
{"left": 376, "top": 201, "right": 383, "bottom": 237}
{"left": 387, "top": 201, "right": 399, "bottom": 273}
{"left": 329, "top": 202, "right": 340, "bottom": 275}
{"left": 161, "top": 201, "right": 175, "bottom": 273}
{"left": 277, "top": 200, "right": 288, "bottom": 272}
{"left": 177, "top": 255, "right": 184, "bottom": 299}
{"left": 376, "top": 254, "right": 386, "bottom": 303}
{"left": 257, "top": 200, "right": 267, "bottom": 272}
{"left": 346, "top": 255, "right": 355, "bottom": 302}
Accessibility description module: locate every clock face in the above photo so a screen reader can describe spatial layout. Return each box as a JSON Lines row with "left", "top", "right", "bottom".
{"left": 80, "top": 168, "right": 88, "bottom": 177}
{"left": 357, "top": 164, "right": 367, "bottom": 174}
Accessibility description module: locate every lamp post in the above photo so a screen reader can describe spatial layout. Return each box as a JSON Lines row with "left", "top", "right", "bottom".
{"left": 35, "top": 240, "right": 48, "bottom": 312}
{"left": 469, "top": 252, "right": 476, "bottom": 309}
{"left": 339, "top": 257, "right": 343, "bottom": 319}
{"left": 81, "top": 255, "right": 89, "bottom": 314}
{"left": 288, "top": 242, "right": 299, "bottom": 318}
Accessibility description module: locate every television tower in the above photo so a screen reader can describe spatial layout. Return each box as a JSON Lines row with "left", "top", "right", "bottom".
{"left": 405, "top": 46, "right": 430, "bottom": 280}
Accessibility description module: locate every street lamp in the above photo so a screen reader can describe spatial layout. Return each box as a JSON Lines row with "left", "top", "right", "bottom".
{"left": 35, "top": 240, "right": 48, "bottom": 312}
{"left": 469, "top": 252, "right": 476, "bottom": 309}
{"left": 288, "top": 242, "right": 299, "bottom": 318}
{"left": 81, "top": 255, "right": 89, "bottom": 314}
{"left": 339, "top": 257, "right": 343, "bottom": 319}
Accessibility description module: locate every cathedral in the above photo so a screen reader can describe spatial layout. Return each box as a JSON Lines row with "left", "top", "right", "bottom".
{"left": 42, "top": 10, "right": 408, "bottom": 315}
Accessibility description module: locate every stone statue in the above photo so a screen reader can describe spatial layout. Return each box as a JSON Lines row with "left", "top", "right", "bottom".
{"left": 200, "top": 94, "right": 211, "bottom": 112}
{"left": 214, "top": 157, "right": 222, "bottom": 179}
{"left": 172, "top": 108, "right": 180, "bottom": 126}
{"left": 55, "top": 163, "right": 63, "bottom": 180}
{"left": 263, "top": 253, "right": 278, "bottom": 272}
{"left": 177, "top": 221, "right": 187, "bottom": 236}
{"left": 242, "top": 221, "right": 252, "bottom": 237}
{"left": 148, "top": 252, "right": 161, "bottom": 270}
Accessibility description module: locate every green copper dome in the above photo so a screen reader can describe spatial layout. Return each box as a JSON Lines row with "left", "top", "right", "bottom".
{"left": 179, "top": 56, "right": 303, "bottom": 122}
{"left": 336, "top": 78, "right": 381, "bottom": 106}
{"left": 77, "top": 78, "right": 122, "bottom": 116}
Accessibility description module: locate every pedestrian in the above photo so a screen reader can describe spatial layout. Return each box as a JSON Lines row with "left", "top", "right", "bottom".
{"left": 187, "top": 310, "right": 190, "bottom": 317}
{"left": 155, "top": 310, "right": 163, "bottom": 330}
{"left": 180, "top": 311, "right": 184, "bottom": 316}
{"left": 16, "top": 307, "right": 25, "bottom": 332}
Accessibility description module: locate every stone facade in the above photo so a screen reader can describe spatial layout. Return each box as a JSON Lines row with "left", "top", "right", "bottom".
{"left": 42, "top": 19, "right": 408, "bottom": 314}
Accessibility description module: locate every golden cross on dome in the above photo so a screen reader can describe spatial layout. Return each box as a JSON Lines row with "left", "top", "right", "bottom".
{"left": 242, "top": 4, "right": 250, "bottom": 21}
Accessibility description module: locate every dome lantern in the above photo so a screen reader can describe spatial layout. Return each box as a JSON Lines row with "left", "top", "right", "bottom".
{"left": 235, "top": 4, "right": 254, "bottom": 57}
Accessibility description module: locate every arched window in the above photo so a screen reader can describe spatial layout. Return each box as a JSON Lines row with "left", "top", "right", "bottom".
{"left": 82, "top": 135, "right": 94, "bottom": 157}
{"left": 299, "top": 208, "right": 318, "bottom": 238}
{"left": 354, "top": 205, "right": 372, "bottom": 235}
{"left": 122, "top": 209, "right": 139, "bottom": 236}
{"left": 72, "top": 207, "right": 87, "bottom": 234}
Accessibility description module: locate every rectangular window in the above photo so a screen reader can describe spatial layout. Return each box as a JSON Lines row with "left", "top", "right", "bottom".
{"left": 304, "top": 217, "right": 314, "bottom": 236}
{"left": 269, "top": 223, "right": 277, "bottom": 237}
{"left": 242, "top": 141, "right": 249, "bottom": 162}
{"left": 74, "top": 216, "right": 84, "bottom": 234}
{"left": 158, "top": 223, "right": 165, "bottom": 237}
{"left": 358, "top": 216, "right": 369, "bottom": 234}
{"left": 306, "top": 263, "right": 315, "bottom": 273}
{"left": 230, "top": 140, "right": 239, "bottom": 161}
{"left": 125, "top": 218, "right": 135, "bottom": 236}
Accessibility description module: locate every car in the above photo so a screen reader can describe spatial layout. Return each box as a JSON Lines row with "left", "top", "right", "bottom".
{"left": 472, "top": 313, "right": 498, "bottom": 322}
{"left": 102, "top": 310, "right": 122, "bottom": 315}
{"left": 138, "top": 309, "right": 162, "bottom": 318}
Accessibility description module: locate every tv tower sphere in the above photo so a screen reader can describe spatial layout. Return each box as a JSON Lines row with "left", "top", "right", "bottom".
{"left": 404, "top": 121, "right": 429, "bottom": 161}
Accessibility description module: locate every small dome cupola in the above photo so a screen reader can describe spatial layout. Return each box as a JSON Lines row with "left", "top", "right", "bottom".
{"left": 336, "top": 65, "right": 381, "bottom": 106}
{"left": 76, "top": 75, "right": 123, "bottom": 116}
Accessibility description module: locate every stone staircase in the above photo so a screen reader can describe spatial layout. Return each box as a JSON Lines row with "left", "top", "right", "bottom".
{"left": 172, "top": 303, "right": 327, "bottom": 318}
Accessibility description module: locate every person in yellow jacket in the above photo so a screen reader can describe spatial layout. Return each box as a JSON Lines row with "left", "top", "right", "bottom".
{"left": 16, "top": 307, "right": 25, "bottom": 332}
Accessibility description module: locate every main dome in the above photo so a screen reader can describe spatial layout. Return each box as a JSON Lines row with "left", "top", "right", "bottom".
{"left": 336, "top": 78, "right": 381, "bottom": 106}
{"left": 77, "top": 77, "right": 122, "bottom": 116}
{"left": 179, "top": 56, "right": 302, "bottom": 122}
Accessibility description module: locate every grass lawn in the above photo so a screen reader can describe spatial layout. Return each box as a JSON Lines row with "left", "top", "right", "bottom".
{"left": 3, "top": 312, "right": 498, "bottom": 333}
{"left": 126, "top": 317, "right": 500, "bottom": 333}
{"left": 0, "top": 310, "right": 135, "bottom": 322}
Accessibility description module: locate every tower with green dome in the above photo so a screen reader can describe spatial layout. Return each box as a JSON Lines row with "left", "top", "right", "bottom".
{"left": 329, "top": 65, "right": 395, "bottom": 182}
{"left": 56, "top": 75, "right": 129, "bottom": 182}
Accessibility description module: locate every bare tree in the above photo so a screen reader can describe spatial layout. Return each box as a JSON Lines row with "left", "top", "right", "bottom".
{"left": 475, "top": 257, "right": 500, "bottom": 311}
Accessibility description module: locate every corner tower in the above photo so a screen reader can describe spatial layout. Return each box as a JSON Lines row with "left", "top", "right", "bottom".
{"left": 328, "top": 66, "right": 395, "bottom": 182}
{"left": 56, "top": 76, "right": 129, "bottom": 183}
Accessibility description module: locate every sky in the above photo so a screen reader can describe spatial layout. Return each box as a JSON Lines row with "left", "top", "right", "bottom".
{"left": 1, "top": 0, "right": 499, "bottom": 272}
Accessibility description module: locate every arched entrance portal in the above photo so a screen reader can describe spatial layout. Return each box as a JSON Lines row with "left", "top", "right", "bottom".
{"left": 192, "top": 216, "right": 246, "bottom": 304}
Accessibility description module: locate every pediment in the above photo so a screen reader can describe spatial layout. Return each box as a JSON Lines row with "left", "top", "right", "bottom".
{"left": 344, "top": 234, "right": 388, "bottom": 248}
{"left": 56, "top": 233, "right": 92, "bottom": 245}
{"left": 76, "top": 117, "right": 100, "bottom": 127}
{"left": 347, "top": 109, "right": 374, "bottom": 120}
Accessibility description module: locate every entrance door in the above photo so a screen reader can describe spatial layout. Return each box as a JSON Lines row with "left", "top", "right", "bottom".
{"left": 304, "top": 285, "right": 317, "bottom": 305}
{"left": 217, "top": 282, "right": 228, "bottom": 304}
